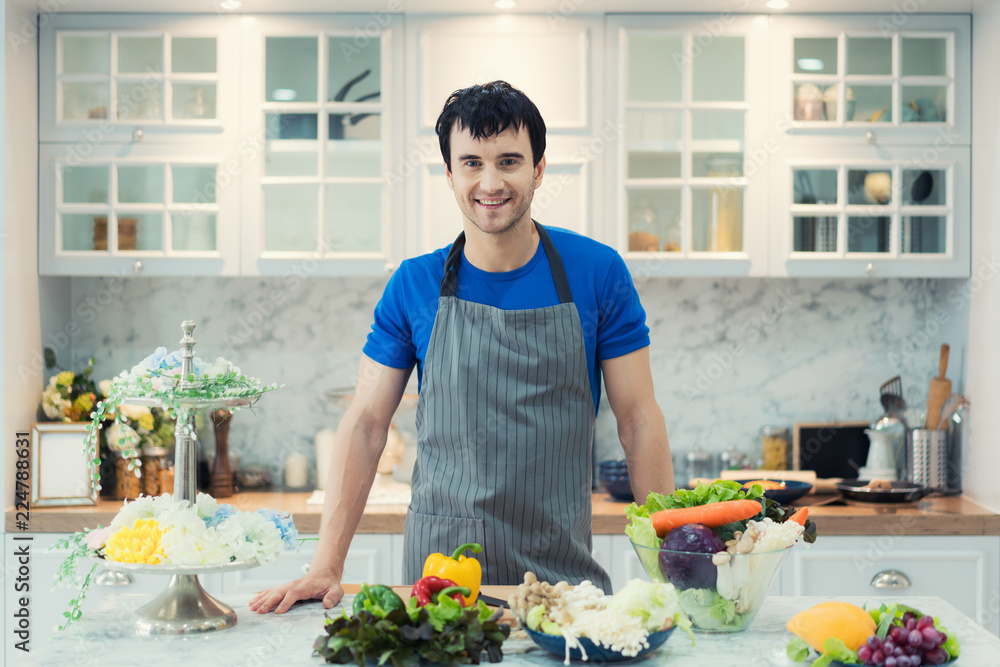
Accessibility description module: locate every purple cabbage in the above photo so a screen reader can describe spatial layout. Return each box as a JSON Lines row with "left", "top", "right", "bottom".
{"left": 659, "top": 523, "right": 726, "bottom": 590}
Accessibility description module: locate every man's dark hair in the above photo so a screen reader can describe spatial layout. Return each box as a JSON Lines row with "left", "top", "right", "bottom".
{"left": 435, "top": 80, "right": 546, "bottom": 171}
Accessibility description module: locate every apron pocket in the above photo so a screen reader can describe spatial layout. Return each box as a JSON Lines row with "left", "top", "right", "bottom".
{"left": 403, "top": 509, "right": 485, "bottom": 584}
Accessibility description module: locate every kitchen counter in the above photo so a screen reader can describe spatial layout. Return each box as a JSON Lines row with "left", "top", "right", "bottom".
{"left": 10, "top": 492, "right": 1000, "bottom": 536}
{"left": 17, "top": 594, "right": 1000, "bottom": 666}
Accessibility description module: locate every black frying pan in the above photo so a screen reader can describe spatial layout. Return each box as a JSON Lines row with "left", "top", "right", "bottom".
{"left": 835, "top": 479, "right": 961, "bottom": 503}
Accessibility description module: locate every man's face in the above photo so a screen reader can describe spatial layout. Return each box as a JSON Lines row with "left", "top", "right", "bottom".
{"left": 445, "top": 124, "right": 545, "bottom": 237}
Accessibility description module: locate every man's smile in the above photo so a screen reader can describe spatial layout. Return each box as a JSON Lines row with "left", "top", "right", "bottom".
{"left": 475, "top": 197, "right": 511, "bottom": 209}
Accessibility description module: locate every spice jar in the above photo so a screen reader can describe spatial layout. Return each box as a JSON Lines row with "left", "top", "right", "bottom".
{"left": 141, "top": 446, "right": 169, "bottom": 497}
{"left": 114, "top": 451, "right": 142, "bottom": 500}
{"left": 761, "top": 427, "right": 790, "bottom": 470}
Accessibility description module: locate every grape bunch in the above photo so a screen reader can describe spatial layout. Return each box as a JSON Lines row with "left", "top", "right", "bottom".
{"left": 855, "top": 612, "right": 951, "bottom": 667}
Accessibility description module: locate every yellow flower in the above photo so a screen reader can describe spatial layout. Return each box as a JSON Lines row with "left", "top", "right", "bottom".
{"left": 56, "top": 371, "right": 75, "bottom": 387}
{"left": 138, "top": 412, "right": 155, "bottom": 431}
{"left": 103, "top": 519, "right": 165, "bottom": 565}
{"left": 74, "top": 393, "right": 94, "bottom": 412}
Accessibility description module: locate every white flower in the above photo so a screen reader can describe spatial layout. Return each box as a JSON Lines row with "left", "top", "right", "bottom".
{"left": 99, "top": 379, "right": 112, "bottom": 397}
{"left": 118, "top": 403, "right": 151, "bottom": 421}
{"left": 195, "top": 493, "right": 218, "bottom": 519}
{"left": 42, "top": 390, "right": 69, "bottom": 420}
{"left": 105, "top": 422, "right": 140, "bottom": 453}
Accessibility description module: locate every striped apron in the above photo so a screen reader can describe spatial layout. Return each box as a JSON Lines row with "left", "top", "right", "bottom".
{"left": 403, "top": 222, "right": 611, "bottom": 593}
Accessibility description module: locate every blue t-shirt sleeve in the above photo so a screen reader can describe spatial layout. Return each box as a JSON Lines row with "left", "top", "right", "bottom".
{"left": 595, "top": 253, "right": 650, "bottom": 360}
{"left": 362, "top": 267, "right": 417, "bottom": 370}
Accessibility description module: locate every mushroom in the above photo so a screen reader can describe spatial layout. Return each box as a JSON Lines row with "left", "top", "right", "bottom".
{"left": 713, "top": 551, "right": 736, "bottom": 601}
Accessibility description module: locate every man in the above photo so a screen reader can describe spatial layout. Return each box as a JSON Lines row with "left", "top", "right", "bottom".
{"left": 250, "top": 81, "right": 673, "bottom": 615}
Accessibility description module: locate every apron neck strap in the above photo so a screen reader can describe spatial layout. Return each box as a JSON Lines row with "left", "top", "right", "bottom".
{"left": 439, "top": 221, "right": 574, "bottom": 304}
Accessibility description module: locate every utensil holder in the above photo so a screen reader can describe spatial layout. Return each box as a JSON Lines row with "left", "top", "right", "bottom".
{"left": 911, "top": 429, "right": 948, "bottom": 488}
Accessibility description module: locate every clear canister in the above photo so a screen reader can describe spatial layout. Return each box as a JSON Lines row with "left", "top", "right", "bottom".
{"left": 761, "top": 427, "right": 790, "bottom": 470}
{"left": 141, "top": 446, "right": 169, "bottom": 496}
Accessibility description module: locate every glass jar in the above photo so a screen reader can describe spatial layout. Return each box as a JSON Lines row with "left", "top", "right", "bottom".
{"left": 761, "top": 427, "right": 790, "bottom": 470}
{"left": 719, "top": 445, "right": 748, "bottom": 471}
{"left": 141, "top": 446, "right": 169, "bottom": 496}
{"left": 114, "top": 452, "right": 142, "bottom": 500}
{"left": 686, "top": 445, "right": 720, "bottom": 481}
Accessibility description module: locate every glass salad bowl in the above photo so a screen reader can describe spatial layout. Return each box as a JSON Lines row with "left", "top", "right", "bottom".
{"left": 631, "top": 541, "right": 791, "bottom": 633}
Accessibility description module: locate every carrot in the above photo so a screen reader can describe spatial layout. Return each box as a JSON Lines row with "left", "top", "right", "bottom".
{"left": 788, "top": 507, "right": 809, "bottom": 526}
{"left": 651, "top": 499, "right": 762, "bottom": 537}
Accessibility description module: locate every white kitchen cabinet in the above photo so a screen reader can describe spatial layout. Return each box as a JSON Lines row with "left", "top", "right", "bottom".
{"left": 239, "top": 15, "right": 405, "bottom": 277}
{"left": 221, "top": 533, "right": 397, "bottom": 594}
{"left": 604, "top": 15, "right": 771, "bottom": 277}
{"left": 3, "top": 532, "right": 223, "bottom": 658}
{"left": 768, "top": 143, "right": 970, "bottom": 277}
{"left": 38, "top": 143, "right": 241, "bottom": 276}
{"left": 780, "top": 535, "right": 1000, "bottom": 636}
{"left": 769, "top": 14, "right": 971, "bottom": 147}
{"left": 39, "top": 14, "right": 240, "bottom": 145}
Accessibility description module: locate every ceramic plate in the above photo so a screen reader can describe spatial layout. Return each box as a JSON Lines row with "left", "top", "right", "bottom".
{"left": 524, "top": 626, "right": 675, "bottom": 662}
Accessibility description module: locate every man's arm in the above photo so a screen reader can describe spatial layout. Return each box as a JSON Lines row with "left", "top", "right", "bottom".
{"left": 601, "top": 347, "right": 675, "bottom": 501}
{"left": 249, "top": 354, "right": 411, "bottom": 614}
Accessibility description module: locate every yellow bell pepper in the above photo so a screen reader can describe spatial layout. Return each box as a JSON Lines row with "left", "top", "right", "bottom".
{"left": 422, "top": 542, "right": 483, "bottom": 606}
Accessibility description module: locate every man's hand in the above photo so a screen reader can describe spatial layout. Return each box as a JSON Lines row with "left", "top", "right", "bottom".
{"left": 248, "top": 571, "right": 344, "bottom": 614}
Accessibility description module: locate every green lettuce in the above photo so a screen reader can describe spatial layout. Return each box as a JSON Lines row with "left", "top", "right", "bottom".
{"left": 676, "top": 588, "right": 746, "bottom": 631}
{"left": 606, "top": 579, "right": 695, "bottom": 644}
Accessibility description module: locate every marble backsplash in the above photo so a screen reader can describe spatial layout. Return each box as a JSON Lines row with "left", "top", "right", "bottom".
{"left": 64, "top": 275, "right": 969, "bottom": 489}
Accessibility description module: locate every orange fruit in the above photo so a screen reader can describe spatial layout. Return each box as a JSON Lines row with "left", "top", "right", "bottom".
{"left": 787, "top": 601, "right": 877, "bottom": 653}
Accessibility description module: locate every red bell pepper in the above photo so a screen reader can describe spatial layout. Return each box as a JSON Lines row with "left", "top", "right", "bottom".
{"left": 410, "top": 576, "right": 471, "bottom": 606}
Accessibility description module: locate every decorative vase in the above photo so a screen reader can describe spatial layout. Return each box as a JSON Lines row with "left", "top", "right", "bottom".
{"left": 210, "top": 409, "right": 233, "bottom": 498}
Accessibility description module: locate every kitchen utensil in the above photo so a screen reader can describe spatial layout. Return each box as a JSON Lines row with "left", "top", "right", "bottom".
{"left": 925, "top": 344, "right": 952, "bottom": 429}
{"left": 911, "top": 429, "right": 949, "bottom": 488}
{"left": 524, "top": 626, "right": 676, "bottom": 662}
{"left": 879, "top": 376, "right": 905, "bottom": 413}
{"left": 730, "top": 479, "right": 813, "bottom": 503}
{"left": 936, "top": 393, "right": 965, "bottom": 430}
{"left": 834, "top": 479, "right": 960, "bottom": 504}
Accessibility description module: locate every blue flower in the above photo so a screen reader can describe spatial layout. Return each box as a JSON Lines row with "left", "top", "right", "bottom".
{"left": 137, "top": 347, "right": 168, "bottom": 372}
{"left": 205, "top": 503, "right": 236, "bottom": 528}
{"left": 256, "top": 509, "right": 298, "bottom": 551}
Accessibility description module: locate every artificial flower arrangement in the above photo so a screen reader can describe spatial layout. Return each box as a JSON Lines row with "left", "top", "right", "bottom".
{"left": 55, "top": 493, "right": 298, "bottom": 629}
{"left": 83, "top": 346, "right": 280, "bottom": 488}
{"left": 53, "top": 343, "right": 288, "bottom": 630}
{"left": 39, "top": 350, "right": 100, "bottom": 423}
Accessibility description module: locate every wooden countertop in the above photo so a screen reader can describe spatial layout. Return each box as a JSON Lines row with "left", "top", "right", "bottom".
{"left": 9, "top": 492, "right": 1000, "bottom": 536}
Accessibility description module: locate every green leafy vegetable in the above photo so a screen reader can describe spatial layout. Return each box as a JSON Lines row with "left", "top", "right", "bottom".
{"left": 314, "top": 599, "right": 509, "bottom": 667}
{"left": 786, "top": 636, "right": 811, "bottom": 662}
{"left": 676, "top": 588, "right": 748, "bottom": 631}
{"left": 606, "top": 579, "right": 695, "bottom": 643}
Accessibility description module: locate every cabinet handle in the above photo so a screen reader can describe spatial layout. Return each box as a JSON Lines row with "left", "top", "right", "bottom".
{"left": 133, "top": 260, "right": 144, "bottom": 274}
{"left": 384, "top": 262, "right": 396, "bottom": 274}
{"left": 870, "top": 569, "right": 911, "bottom": 589}
{"left": 865, "top": 262, "right": 876, "bottom": 276}
{"left": 133, "top": 128, "right": 144, "bottom": 142}
{"left": 94, "top": 568, "right": 134, "bottom": 587}
{"left": 865, "top": 131, "right": 876, "bottom": 144}
{"left": 302, "top": 563, "right": 310, "bottom": 574}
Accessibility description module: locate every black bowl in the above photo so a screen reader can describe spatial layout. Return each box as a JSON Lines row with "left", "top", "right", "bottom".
{"left": 732, "top": 479, "right": 813, "bottom": 504}
{"left": 600, "top": 476, "right": 634, "bottom": 502}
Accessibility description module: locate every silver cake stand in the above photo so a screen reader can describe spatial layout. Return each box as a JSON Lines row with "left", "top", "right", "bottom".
{"left": 106, "top": 321, "right": 265, "bottom": 635}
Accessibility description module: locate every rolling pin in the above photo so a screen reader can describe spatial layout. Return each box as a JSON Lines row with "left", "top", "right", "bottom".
{"left": 925, "top": 344, "right": 951, "bottom": 429}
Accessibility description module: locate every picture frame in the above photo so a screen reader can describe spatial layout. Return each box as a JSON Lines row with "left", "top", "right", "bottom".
{"left": 30, "top": 422, "right": 97, "bottom": 507}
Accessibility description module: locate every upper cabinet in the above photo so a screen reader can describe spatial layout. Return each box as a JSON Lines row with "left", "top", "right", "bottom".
{"left": 239, "top": 14, "right": 405, "bottom": 276}
{"left": 605, "top": 15, "right": 770, "bottom": 276}
{"left": 770, "top": 15, "right": 971, "bottom": 146}
{"left": 768, "top": 14, "right": 971, "bottom": 278}
{"left": 39, "top": 15, "right": 240, "bottom": 145}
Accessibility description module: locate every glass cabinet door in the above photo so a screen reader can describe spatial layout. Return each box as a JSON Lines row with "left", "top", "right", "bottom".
{"left": 251, "top": 21, "right": 390, "bottom": 266}
{"left": 611, "top": 15, "right": 767, "bottom": 275}
{"left": 42, "top": 15, "right": 237, "bottom": 143}
{"left": 776, "top": 144, "right": 969, "bottom": 277}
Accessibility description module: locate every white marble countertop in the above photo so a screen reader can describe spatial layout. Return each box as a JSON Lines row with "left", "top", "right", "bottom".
{"left": 17, "top": 595, "right": 1000, "bottom": 667}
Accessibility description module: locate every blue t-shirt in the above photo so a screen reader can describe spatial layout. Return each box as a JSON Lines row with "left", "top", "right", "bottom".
{"left": 362, "top": 225, "right": 650, "bottom": 414}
